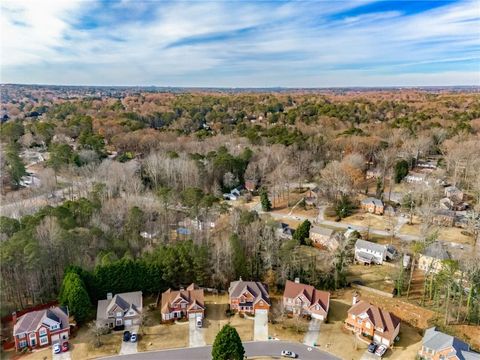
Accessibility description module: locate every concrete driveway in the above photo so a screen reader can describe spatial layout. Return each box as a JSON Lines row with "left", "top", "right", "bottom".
{"left": 254, "top": 311, "right": 268, "bottom": 341}
{"left": 189, "top": 316, "right": 206, "bottom": 347}
{"left": 53, "top": 351, "right": 71, "bottom": 360}
{"left": 120, "top": 326, "right": 138, "bottom": 355}
{"left": 303, "top": 318, "right": 321, "bottom": 346}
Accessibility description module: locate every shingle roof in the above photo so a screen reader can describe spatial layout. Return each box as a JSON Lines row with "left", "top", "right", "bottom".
{"left": 355, "top": 239, "right": 386, "bottom": 254}
{"left": 310, "top": 226, "right": 334, "bottom": 237}
{"left": 361, "top": 197, "right": 383, "bottom": 207}
{"left": 13, "top": 307, "right": 69, "bottom": 335}
{"left": 423, "top": 327, "right": 479, "bottom": 360}
{"left": 348, "top": 301, "right": 400, "bottom": 342}
{"left": 229, "top": 280, "right": 270, "bottom": 305}
{"left": 160, "top": 283, "right": 205, "bottom": 314}
{"left": 97, "top": 291, "right": 143, "bottom": 323}
{"left": 422, "top": 242, "right": 451, "bottom": 260}
{"left": 283, "top": 280, "right": 330, "bottom": 314}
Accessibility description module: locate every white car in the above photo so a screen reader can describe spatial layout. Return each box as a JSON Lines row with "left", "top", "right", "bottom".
{"left": 196, "top": 317, "right": 203, "bottom": 328}
{"left": 130, "top": 332, "right": 138, "bottom": 342}
{"left": 375, "top": 344, "right": 387, "bottom": 357}
{"left": 281, "top": 350, "right": 298, "bottom": 358}
{"left": 52, "top": 343, "right": 62, "bottom": 354}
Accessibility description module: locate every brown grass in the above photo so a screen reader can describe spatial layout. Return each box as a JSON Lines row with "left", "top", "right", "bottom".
{"left": 70, "top": 327, "right": 122, "bottom": 360}
{"left": 347, "top": 264, "right": 397, "bottom": 293}
{"left": 341, "top": 212, "right": 389, "bottom": 231}
{"left": 400, "top": 223, "right": 473, "bottom": 245}
{"left": 138, "top": 323, "right": 189, "bottom": 352}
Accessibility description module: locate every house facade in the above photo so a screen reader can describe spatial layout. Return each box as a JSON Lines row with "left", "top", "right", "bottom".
{"left": 283, "top": 279, "right": 330, "bottom": 320}
{"left": 13, "top": 307, "right": 70, "bottom": 351}
{"left": 354, "top": 239, "right": 388, "bottom": 265}
{"left": 310, "top": 226, "right": 338, "bottom": 250}
{"left": 444, "top": 186, "right": 464, "bottom": 202}
{"left": 161, "top": 283, "right": 205, "bottom": 321}
{"left": 96, "top": 291, "right": 143, "bottom": 329}
{"left": 432, "top": 210, "right": 456, "bottom": 227}
{"left": 418, "top": 242, "right": 451, "bottom": 274}
{"left": 418, "top": 327, "right": 480, "bottom": 360}
{"left": 345, "top": 297, "right": 400, "bottom": 347}
{"left": 360, "top": 197, "right": 384, "bottom": 215}
{"left": 228, "top": 279, "right": 270, "bottom": 314}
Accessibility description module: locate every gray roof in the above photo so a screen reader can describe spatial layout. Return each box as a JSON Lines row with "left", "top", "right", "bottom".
{"left": 310, "top": 226, "right": 334, "bottom": 237}
{"left": 13, "top": 307, "right": 69, "bottom": 335}
{"left": 361, "top": 197, "right": 383, "bottom": 207}
{"left": 97, "top": 291, "right": 143, "bottom": 323}
{"left": 423, "top": 242, "right": 451, "bottom": 261}
{"left": 229, "top": 280, "right": 270, "bottom": 305}
{"left": 355, "top": 239, "right": 386, "bottom": 254}
{"left": 423, "top": 327, "right": 480, "bottom": 360}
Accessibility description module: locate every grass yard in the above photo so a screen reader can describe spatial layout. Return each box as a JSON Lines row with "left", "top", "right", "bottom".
{"left": 268, "top": 295, "right": 309, "bottom": 343}
{"left": 347, "top": 264, "right": 397, "bottom": 293}
{"left": 6, "top": 347, "right": 52, "bottom": 360}
{"left": 138, "top": 322, "right": 189, "bottom": 351}
{"left": 70, "top": 327, "right": 122, "bottom": 360}
{"left": 341, "top": 212, "right": 389, "bottom": 231}
{"left": 400, "top": 223, "right": 473, "bottom": 245}
{"left": 203, "top": 294, "right": 253, "bottom": 344}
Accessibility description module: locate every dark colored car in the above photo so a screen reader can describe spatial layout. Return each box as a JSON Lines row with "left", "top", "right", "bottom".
{"left": 368, "top": 343, "right": 378, "bottom": 353}
{"left": 123, "top": 331, "right": 131, "bottom": 342}
{"left": 62, "top": 342, "right": 69, "bottom": 352}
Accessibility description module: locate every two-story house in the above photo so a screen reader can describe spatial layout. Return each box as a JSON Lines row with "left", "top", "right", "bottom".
{"left": 418, "top": 327, "right": 480, "bottom": 360}
{"left": 418, "top": 242, "right": 451, "bottom": 274}
{"left": 361, "top": 197, "right": 384, "bottom": 215}
{"left": 160, "top": 283, "right": 205, "bottom": 321}
{"left": 228, "top": 278, "right": 270, "bottom": 315}
{"left": 283, "top": 279, "right": 330, "bottom": 320}
{"left": 13, "top": 306, "right": 70, "bottom": 351}
{"left": 96, "top": 291, "right": 142, "bottom": 329}
{"left": 354, "top": 239, "right": 393, "bottom": 265}
{"left": 345, "top": 295, "right": 400, "bottom": 347}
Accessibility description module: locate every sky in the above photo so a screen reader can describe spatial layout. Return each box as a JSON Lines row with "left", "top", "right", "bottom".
{"left": 1, "top": 0, "right": 479, "bottom": 87}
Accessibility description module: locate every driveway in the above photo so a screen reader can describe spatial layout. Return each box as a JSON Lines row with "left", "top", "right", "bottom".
{"left": 189, "top": 316, "right": 206, "bottom": 347}
{"left": 120, "top": 326, "right": 138, "bottom": 355}
{"left": 254, "top": 310, "right": 268, "bottom": 341}
{"left": 53, "top": 351, "right": 71, "bottom": 360}
{"left": 303, "top": 318, "right": 321, "bottom": 346}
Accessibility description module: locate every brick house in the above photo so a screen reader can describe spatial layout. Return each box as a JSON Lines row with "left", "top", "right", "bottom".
{"left": 283, "top": 279, "right": 330, "bottom": 320}
{"left": 360, "top": 197, "right": 384, "bottom": 215}
{"left": 309, "top": 226, "right": 336, "bottom": 250}
{"left": 13, "top": 306, "right": 70, "bottom": 351}
{"left": 418, "top": 327, "right": 480, "bottom": 360}
{"left": 160, "top": 283, "right": 205, "bottom": 321}
{"left": 345, "top": 295, "right": 400, "bottom": 347}
{"left": 418, "top": 242, "right": 451, "bottom": 274}
{"left": 228, "top": 279, "right": 270, "bottom": 315}
{"left": 96, "top": 291, "right": 143, "bottom": 329}
{"left": 432, "top": 209, "right": 455, "bottom": 227}
{"left": 444, "top": 186, "right": 464, "bottom": 202}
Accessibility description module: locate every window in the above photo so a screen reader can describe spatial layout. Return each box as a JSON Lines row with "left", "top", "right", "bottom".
{"left": 18, "top": 340, "right": 27, "bottom": 348}
{"left": 50, "top": 324, "right": 59, "bottom": 331}
{"left": 39, "top": 328, "right": 47, "bottom": 336}
{"left": 116, "top": 311, "right": 122, "bottom": 317}
{"left": 365, "top": 322, "right": 370, "bottom": 329}
{"left": 40, "top": 336, "right": 49, "bottom": 346}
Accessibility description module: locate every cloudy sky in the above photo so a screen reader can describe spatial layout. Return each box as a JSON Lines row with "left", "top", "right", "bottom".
{"left": 1, "top": 0, "right": 479, "bottom": 87}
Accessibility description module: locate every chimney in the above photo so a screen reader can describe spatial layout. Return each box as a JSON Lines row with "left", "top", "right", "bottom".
{"left": 12, "top": 312, "right": 17, "bottom": 324}
{"left": 107, "top": 293, "right": 113, "bottom": 300}
{"left": 294, "top": 277, "right": 300, "bottom": 284}
{"left": 352, "top": 291, "right": 360, "bottom": 305}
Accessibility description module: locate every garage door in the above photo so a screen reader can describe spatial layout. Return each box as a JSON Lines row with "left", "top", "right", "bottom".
{"left": 188, "top": 313, "right": 197, "bottom": 319}
{"left": 51, "top": 334, "right": 60, "bottom": 343}
{"left": 381, "top": 337, "right": 390, "bottom": 346}
{"left": 124, "top": 319, "right": 132, "bottom": 326}
{"left": 373, "top": 334, "right": 382, "bottom": 343}
{"left": 255, "top": 309, "right": 268, "bottom": 314}
{"left": 312, "top": 313, "right": 324, "bottom": 320}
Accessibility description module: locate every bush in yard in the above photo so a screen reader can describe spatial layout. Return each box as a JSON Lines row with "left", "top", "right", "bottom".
{"left": 212, "top": 324, "right": 245, "bottom": 360}
{"left": 293, "top": 219, "right": 311, "bottom": 245}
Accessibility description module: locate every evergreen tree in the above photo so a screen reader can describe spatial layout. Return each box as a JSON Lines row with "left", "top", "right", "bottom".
{"left": 229, "top": 234, "right": 248, "bottom": 279}
{"left": 293, "top": 219, "right": 311, "bottom": 245}
{"left": 260, "top": 189, "right": 272, "bottom": 212}
{"left": 334, "top": 195, "right": 355, "bottom": 219}
{"left": 59, "top": 272, "right": 91, "bottom": 323}
{"left": 394, "top": 160, "right": 409, "bottom": 183}
{"left": 212, "top": 324, "right": 245, "bottom": 360}
{"left": 4, "top": 144, "right": 27, "bottom": 188}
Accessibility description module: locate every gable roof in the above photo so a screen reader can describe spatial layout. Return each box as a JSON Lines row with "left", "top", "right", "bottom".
{"left": 355, "top": 239, "right": 386, "bottom": 254}
{"left": 422, "top": 242, "right": 451, "bottom": 260}
{"left": 97, "top": 291, "right": 143, "bottom": 323}
{"left": 283, "top": 280, "right": 330, "bottom": 313}
{"left": 310, "top": 226, "right": 334, "bottom": 237}
{"left": 422, "top": 327, "right": 479, "bottom": 360}
{"left": 229, "top": 280, "right": 270, "bottom": 305}
{"left": 348, "top": 301, "right": 400, "bottom": 342}
{"left": 361, "top": 197, "right": 383, "bottom": 207}
{"left": 161, "top": 283, "right": 205, "bottom": 315}
{"left": 13, "top": 307, "right": 69, "bottom": 335}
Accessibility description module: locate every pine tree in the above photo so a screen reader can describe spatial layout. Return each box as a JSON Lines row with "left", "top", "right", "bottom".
{"left": 59, "top": 272, "right": 91, "bottom": 324}
{"left": 260, "top": 189, "right": 272, "bottom": 212}
{"left": 212, "top": 324, "right": 245, "bottom": 360}
{"left": 293, "top": 219, "right": 311, "bottom": 245}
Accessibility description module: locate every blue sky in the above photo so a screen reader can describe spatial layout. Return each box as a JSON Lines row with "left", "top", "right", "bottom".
{"left": 1, "top": 0, "right": 479, "bottom": 87}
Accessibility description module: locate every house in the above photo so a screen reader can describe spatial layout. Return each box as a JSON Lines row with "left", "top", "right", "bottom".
{"left": 405, "top": 172, "right": 429, "bottom": 185}
{"left": 432, "top": 209, "right": 456, "bottom": 227}
{"left": 418, "top": 327, "right": 480, "bottom": 360}
{"left": 418, "top": 242, "right": 451, "bottom": 274}
{"left": 245, "top": 179, "right": 258, "bottom": 192}
{"left": 444, "top": 186, "right": 464, "bottom": 202}
{"left": 439, "top": 197, "right": 454, "bottom": 210}
{"left": 161, "top": 283, "right": 205, "bottom": 321}
{"left": 283, "top": 279, "right": 330, "bottom": 320}
{"left": 360, "top": 197, "right": 384, "bottom": 215}
{"left": 96, "top": 291, "right": 143, "bottom": 329}
{"left": 276, "top": 222, "right": 294, "bottom": 239}
{"left": 345, "top": 295, "right": 400, "bottom": 347}
{"left": 354, "top": 239, "right": 394, "bottom": 265}
{"left": 310, "top": 226, "right": 338, "bottom": 250}
{"left": 13, "top": 307, "right": 70, "bottom": 351}
{"left": 223, "top": 187, "right": 242, "bottom": 201}
{"left": 228, "top": 278, "right": 270, "bottom": 314}
{"left": 305, "top": 187, "right": 321, "bottom": 206}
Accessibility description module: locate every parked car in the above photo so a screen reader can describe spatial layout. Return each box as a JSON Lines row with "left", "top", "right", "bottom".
{"left": 196, "top": 317, "right": 203, "bottom": 328}
{"left": 368, "top": 343, "right": 378, "bottom": 353}
{"left": 123, "top": 331, "right": 131, "bottom": 342}
{"left": 61, "top": 342, "right": 69, "bottom": 352}
{"left": 53, "top": 344, "right": 61, "bottom": 354}
{"left": 375, "top": 344, "right": 387, "bottom": 357}
{"left": 281, "top": 350, "right": 298, "bottom": 358}
{"left": 130, "top": 332, "right": 137, "bottom": 342}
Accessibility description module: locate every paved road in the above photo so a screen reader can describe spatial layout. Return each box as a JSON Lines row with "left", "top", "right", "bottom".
{"left": 189, "top": 316, "right": 206, "bottom": 347}
{"left": 101, "top": 341, "right": 340, "bottom": 360}
{"left": 303, "top": 318, "right": 321, "bottom": 347}
{"left": 253, "top": 311, "right": 268, "bottom": 341}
